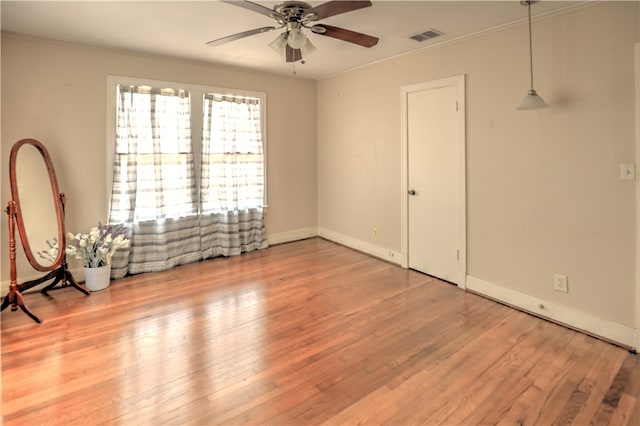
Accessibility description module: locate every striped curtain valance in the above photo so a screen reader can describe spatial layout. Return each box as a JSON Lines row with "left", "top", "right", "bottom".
{"left": 204, "top": 93, "right": 260, "bottom": 105}
{"left": 118, "top": 85, "right": 189, "bottom": 97}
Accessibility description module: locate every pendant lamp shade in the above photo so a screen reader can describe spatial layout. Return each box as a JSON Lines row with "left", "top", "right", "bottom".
{"left": 518, "top": 89, "right": 549, "bottom": 110}
{"left": 517, "top": 1, "right": 549, "bottom": 110}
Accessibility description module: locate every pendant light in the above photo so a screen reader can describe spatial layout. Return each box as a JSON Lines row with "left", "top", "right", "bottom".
{"left": 517, "top": 0, "right": 549, "bottom": 110}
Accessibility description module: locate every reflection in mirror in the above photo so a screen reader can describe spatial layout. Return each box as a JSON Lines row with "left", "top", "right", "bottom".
{"left": 15, "top": 143, "right": 61, "bottom": 269}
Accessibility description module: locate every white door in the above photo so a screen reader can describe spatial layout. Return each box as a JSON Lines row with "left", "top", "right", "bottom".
{"left": 405, "top": 77, "right": 465, "bottom": 286}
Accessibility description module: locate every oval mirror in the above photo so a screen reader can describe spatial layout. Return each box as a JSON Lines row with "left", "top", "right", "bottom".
{"left": 9, "top": 139, "right": 65, "bottom": 272}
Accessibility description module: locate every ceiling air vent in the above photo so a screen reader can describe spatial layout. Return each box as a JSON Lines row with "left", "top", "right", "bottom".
{"left": 410, "top": 29, "right": 445, "bottom": 42}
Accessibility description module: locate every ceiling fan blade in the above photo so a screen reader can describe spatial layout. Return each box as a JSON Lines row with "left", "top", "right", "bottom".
{"left": 312, "top": 24, "right": 378, "bottom": 48}
{"left": 206, "top": 26, "right": 277, "bottom": 46}
{"left": 305, "top": 1, "right": 372, "bottom": 21}
{"left": 285, "top": 45, "right": 302, "bottom": 63}
{"left": 220, "top": 0, "right": 285, "bottom": 20}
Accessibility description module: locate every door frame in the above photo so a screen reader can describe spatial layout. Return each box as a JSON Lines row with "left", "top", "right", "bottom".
{"left": 635, "top": 42, "right": 639, "bottom": 351}
{"left": 400, "top": 75, "right": 467, "bottom": 288}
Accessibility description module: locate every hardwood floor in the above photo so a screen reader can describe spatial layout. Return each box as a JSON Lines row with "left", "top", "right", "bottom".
{"left": 1, "top": 238, "right": 638, "bottom": 425}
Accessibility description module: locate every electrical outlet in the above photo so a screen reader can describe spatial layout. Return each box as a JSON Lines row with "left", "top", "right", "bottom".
{"left": 373, "top": 227, "right": 379, "bottom": 238}
{"left": 621, "top": 163, "right": 635, "bottom": 181}
{"left": 553, "top": 274, "right": 568, "bottom": 293}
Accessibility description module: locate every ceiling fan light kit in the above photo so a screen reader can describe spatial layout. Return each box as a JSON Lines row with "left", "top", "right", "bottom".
{"left": 269, "top": 31, "right": 316, "bottom": 59}
{"left": 517, "top": 0, "right": 549, "bottom": 110}
{"left": 208, "top": 0, "right": 379, "bottom": 65}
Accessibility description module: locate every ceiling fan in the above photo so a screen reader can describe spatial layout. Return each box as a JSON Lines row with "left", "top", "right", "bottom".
{"left": 206, "top": 0, "right": 379, "bottom": 63}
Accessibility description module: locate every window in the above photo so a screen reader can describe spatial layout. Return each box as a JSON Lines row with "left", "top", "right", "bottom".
{"left": 111, "top": 85, "right": 196, "bottom": 223}
{"left": 106, "top": 77, "right": 268, "bottom": 277}
{"left": 107, "top": 77, "right": 267, "bottom": 223}
{"left": 201, "top": 93, "right": 265, "bottom": 213}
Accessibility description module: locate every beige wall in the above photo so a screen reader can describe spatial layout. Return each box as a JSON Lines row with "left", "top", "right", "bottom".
{"left": 1, "top": 35, "right": 317, "bottom": 281}
{"left": 318, "top": 2, "right": 638, "bottom": 329}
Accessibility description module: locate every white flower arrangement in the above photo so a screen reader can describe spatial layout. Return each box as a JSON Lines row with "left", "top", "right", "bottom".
{"left": 66, "top": 223, "right": 130, "bottom": 268}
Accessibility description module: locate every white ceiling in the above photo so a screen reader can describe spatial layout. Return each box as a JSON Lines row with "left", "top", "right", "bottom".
{"left": 1, "top": 0, "right": 581, "bottom": 80}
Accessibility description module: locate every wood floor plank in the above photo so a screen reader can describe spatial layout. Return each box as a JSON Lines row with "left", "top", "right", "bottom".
{"left": 1, "top": 237, "right": 637, "bottom": 425}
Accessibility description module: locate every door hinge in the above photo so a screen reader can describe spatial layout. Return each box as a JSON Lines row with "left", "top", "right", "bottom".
{"left": 457, "top": 249, "right": 460, "bottom": 261}
{"left": 455, "top": 101, "right": 459, "bottom": 112}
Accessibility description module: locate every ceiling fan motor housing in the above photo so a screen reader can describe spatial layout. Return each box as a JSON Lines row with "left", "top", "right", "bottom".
{"left": 274, "top": 1, "right": 318, "bottom": 23}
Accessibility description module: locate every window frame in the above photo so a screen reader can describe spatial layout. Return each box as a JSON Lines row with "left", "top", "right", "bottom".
{"left": 106, "top": 75, "right": 268, "bottom": 217}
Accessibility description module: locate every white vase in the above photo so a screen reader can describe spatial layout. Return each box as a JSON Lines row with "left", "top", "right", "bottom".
{"left": 84, "top": 264, "right": 111, "bottom": 292}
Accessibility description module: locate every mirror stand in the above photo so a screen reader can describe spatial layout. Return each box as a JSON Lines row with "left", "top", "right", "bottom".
{"left": 1, "top": 201, "right": 41, "bottom": 323}
{"left": 2, "top": 139, "right": 91, "bottom": 324}
{"left": 1, "top": 194, "right": 90, "bottom": 323}
{"left": 36, "top": 260, "right": 88, "bottom": 296}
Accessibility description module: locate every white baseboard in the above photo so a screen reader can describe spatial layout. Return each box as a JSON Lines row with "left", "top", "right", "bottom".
{"left": 317, "top": 227, "right": 405, "bottom": 265}
{"left": 267, "top": 227, "right": 318, "bottom": 245}
{"left": 466, "top": 275, "right": 637, "bottom": 350}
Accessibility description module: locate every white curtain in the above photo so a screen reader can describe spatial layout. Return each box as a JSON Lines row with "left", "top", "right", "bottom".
{"left": 110, "top": 85, "right": 201, "bottom": 278}
{"left": 200, "top": 93, "right": 268, "bottom": 259}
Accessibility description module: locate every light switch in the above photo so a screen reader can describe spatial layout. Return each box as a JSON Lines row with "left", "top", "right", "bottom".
{"left": 621, "top": 163, "right": 635, "bottom": 181}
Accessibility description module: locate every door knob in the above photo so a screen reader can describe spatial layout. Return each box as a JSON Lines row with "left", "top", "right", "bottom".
{"left": 408, "top": 189, "right": 416, "bottom": 196}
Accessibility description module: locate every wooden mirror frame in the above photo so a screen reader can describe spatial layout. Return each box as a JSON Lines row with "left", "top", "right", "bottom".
{"left": 10, "top": 139, "right": 66, "bottom": 271}
{"left": 1, "top": 139, "right": 89, "bottom": 324}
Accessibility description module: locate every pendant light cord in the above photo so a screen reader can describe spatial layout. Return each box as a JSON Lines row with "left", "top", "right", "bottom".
{"left": 527, "top": 1, "right": 534, "bottom": 91}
